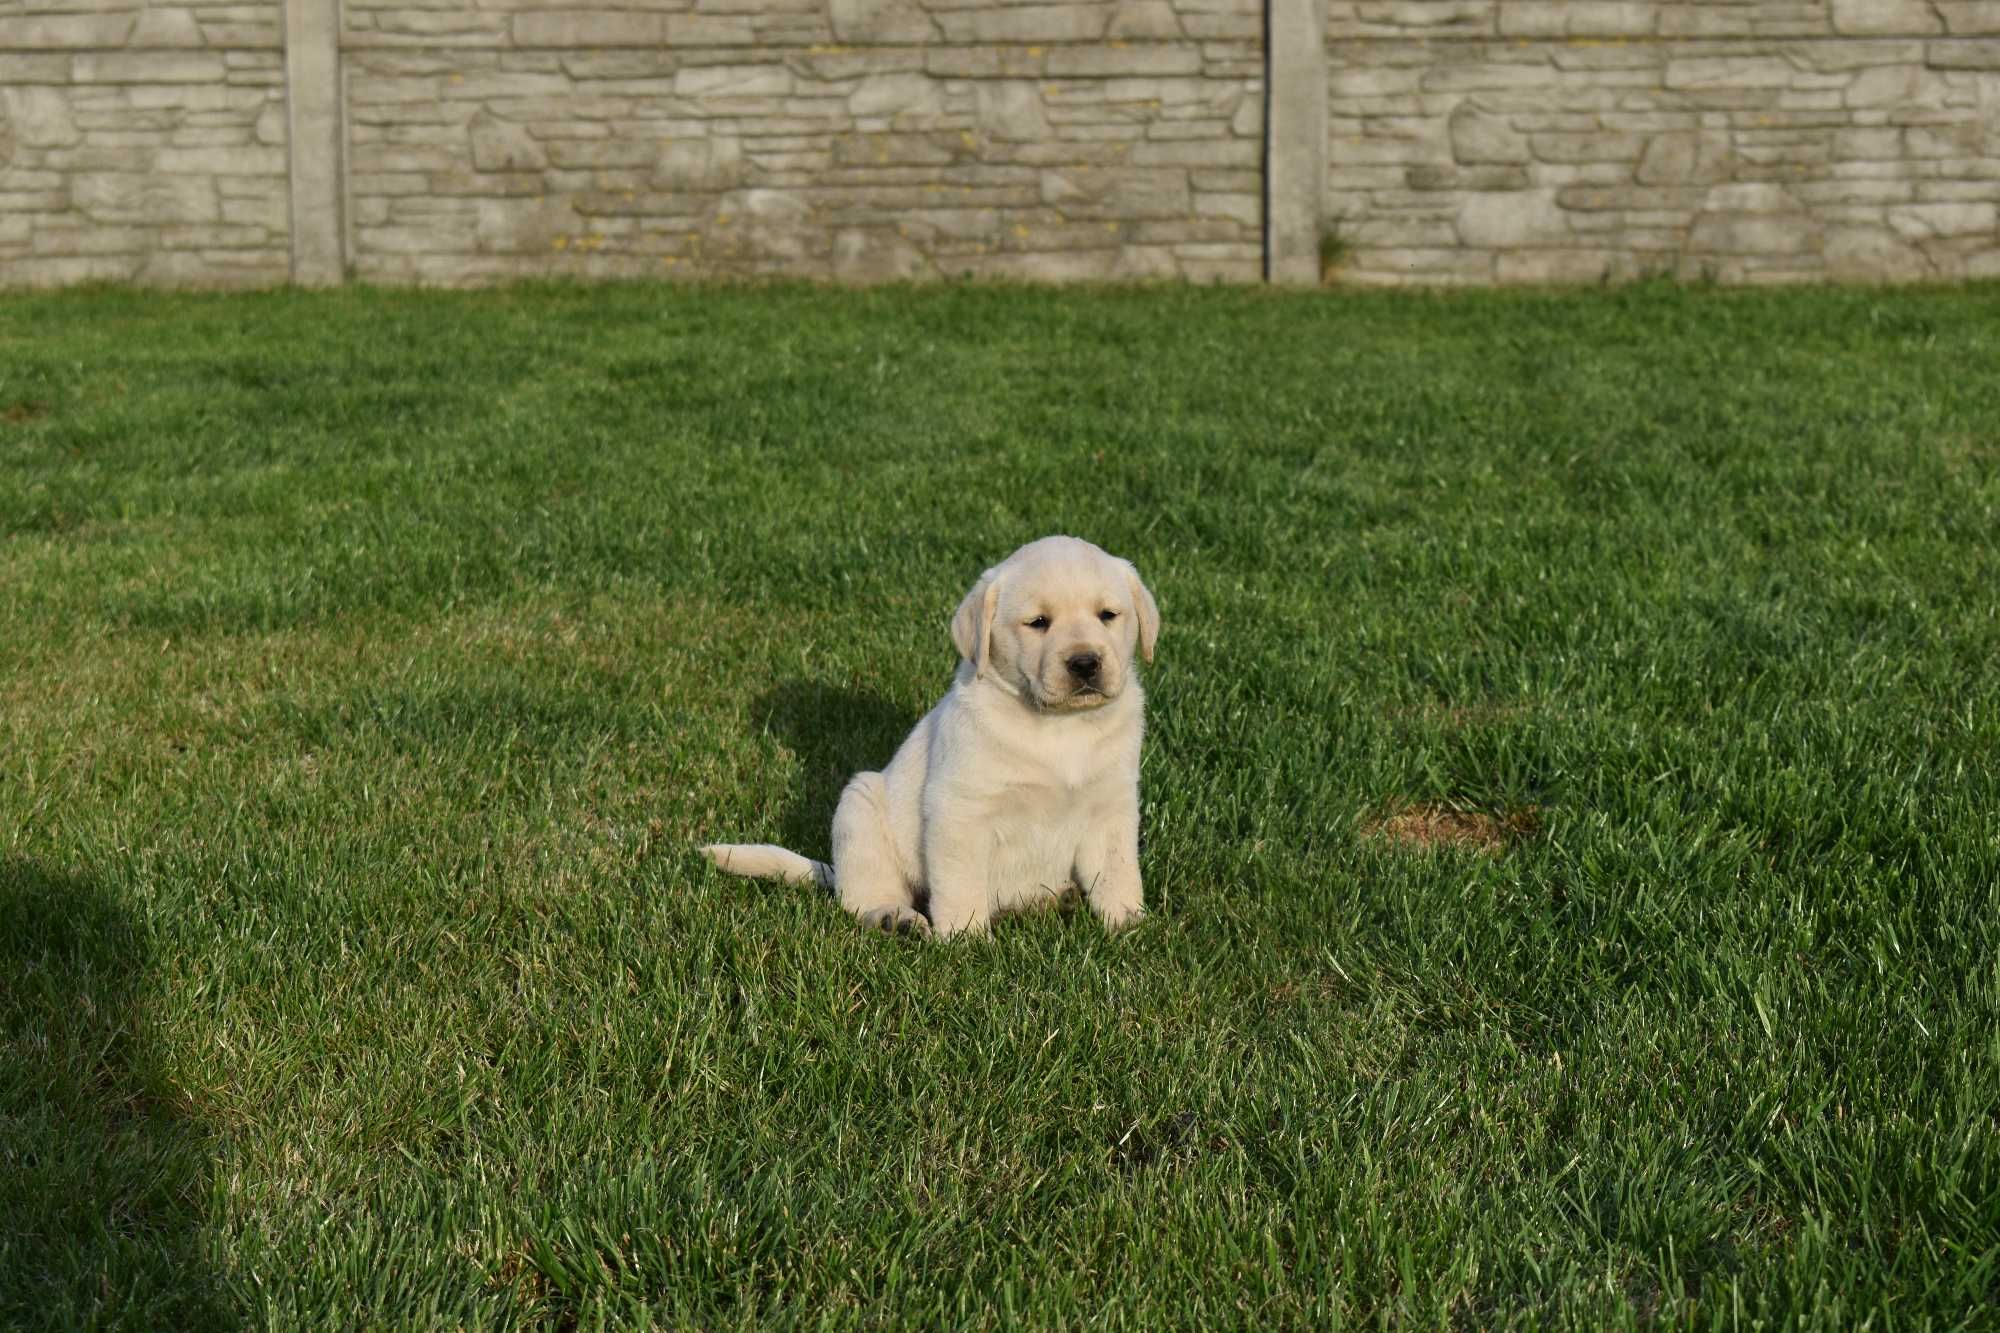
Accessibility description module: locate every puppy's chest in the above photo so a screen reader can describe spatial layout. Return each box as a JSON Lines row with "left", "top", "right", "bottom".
{"left": 1014, "top": 731, "right": 1118, "bottom": 802}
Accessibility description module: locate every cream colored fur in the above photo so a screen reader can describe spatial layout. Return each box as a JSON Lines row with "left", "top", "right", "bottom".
{"left": 701, "top": 535, "right": 1160, "bottom": 939}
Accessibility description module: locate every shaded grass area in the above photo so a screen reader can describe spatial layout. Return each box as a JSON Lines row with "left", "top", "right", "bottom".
{"left": 1, "top": 279, "right": 1996, "bottom": 1328}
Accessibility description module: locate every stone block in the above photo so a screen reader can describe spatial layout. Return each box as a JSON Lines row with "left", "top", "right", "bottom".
{"left": 1832, "top": 0, "right": 1943, "bottom": 35}
{"left": 1687, "top": 211, "right": 1820, "bottom": 253}
{"left": 1456, "top": 187, "right": 1569, "bottom": 245}
{"left": 1556, "top": 184, "right": 1706, "bottom": 211}
{"left": 1496, "top": 4, "right": 1565, "bottom": 37}
{"left": 675, "top": 65, "right": 791, "bottom": 99}
{"left": 0, "top": 15, "right": 136, "bottom": 49}
{"left": 513, "top": 12, "right": 665, "bottom": 47}
{"left": 850, "top": 73, "right": 944, "bottom": 120}
{"left": 665, "top": 16, "right": 760, "bottom": 45}
{"left": 834, "top": 133, "right": 961, "bottom": 167}
{"left": 976, "top": 82, "right": 1050, "bottom": 142}
{"left": 469, "top": 113, "right": 545, "bottom": 171}
{"left": 951, "top": 249, "right": 1123, "bottom": 282}
{"left": 1042, "top": 167, "right": 1191, "bottom": 219}
{"left": 73, "top": 52, "right": 229, "bottom": 85}
{"left": 473, "top": 195, "right": 575, "bottom": 253}
{"left": 1925, "top": 42, "right": 2000, "bottom": 69}
{"left": 934, "top": 6, "right": 1113, "bottom": 43}
{"left": 1193, "top": 190, "right": 1259, "bottom": 225}
{"left": 254, "top": 101, "right": 286, "bottom": 146}
{"left": 1407, "top": 163, "right": 1531, "bottom": 190}
{"left": 1530, "top": 131, "right": 1644, "bottom": 163}
{"left": 72, "top": 172, "right": 219, "bottom": 223}
{"left": 1344, "top": 245, "right": 1493, "bottom": 277}
{"left": 546, "top": 139, "right": 657, "bottom": 169}
{"left": 220, "top": 188, "right": 288, "bottom": 232}
{"left": 442, "top": 71, "right": 570, "bottom": 103}
{"left": 832, "top": 227, "right": 930, "bottom": 280}
{"left": 1, "top": 88, "right": 82, "bottom": 149}
{"left": 131, "top": 7, "right": 206, "bottom": 48}
{"left": 154, "top": 145, "right": 286, "bottom": 175}
{"left": 1332, "top": 66, "right": 1423, "bottom": 98}
{"left": 1791, "top": 40, "right": 1927, "bottom": 72}
{"left": 0, "top": 188, "right": 70, "bottom": 213}
{"left": 1824, "top": 224, "right": 1932, "bottom": 276}
{"left": 1936, "top": 3, "right": 2000, "bottom": 34}
{"left": 1129, "top": 138, "right": 1258, "bottom": 166}
{"left": 1634, "top": 131, "right": 1733, "bottom": 184}
{"left": 655, "top": 136, "right": 744, "bottom": 188}
{"left": 1495, "top": 249, "right": 1621, "bottom": 283}
{"left": 1906, "top": 122, "right": 1987, "bottom": 155}
{"left": 1110, "top": 3, "right": 1184, "bottom": 39}
{"left": 1846, "top": 64, "right": 1926, "bottom": 107}
{"left": 1422, "top": 62, "right": 1557, "bottom": 94}
{"left": 1888, "top": 200, "right": 1997, "bottom": 235}
{"left": 829, "top": 0, "right": 938, "bottom": 44}
{"left": 1047, "top": 47, "right": 1205, "bottom": 79}
{"left": 0, "top": 54, "right": 72, "bottom": 84}
{"left": 1450, "top": 105, "right": 1528, "bottom": 163}
{"left": 1664, "top": 56, "right": 1798, "bottom": 90}
{"left": 1703, "top": 182, "right": 1799, "bottom": 212}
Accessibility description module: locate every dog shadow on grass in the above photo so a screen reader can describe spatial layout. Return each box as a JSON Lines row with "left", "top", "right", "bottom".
{"left": 749, "top": 681, "right": 920, "bottom": 861}
{"left": 0, "top": 860, "right": 226, "bottom": 1326}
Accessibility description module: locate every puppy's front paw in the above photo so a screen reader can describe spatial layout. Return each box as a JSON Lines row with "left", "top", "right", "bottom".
{"left": 1092, "top": 898, "right": 1147, "bottom": 933}
{"left": 858, "top": 905, "right": 932, "bottom": 938}
{"left": 928, "top": 910, "right": 991, "bottom": 941}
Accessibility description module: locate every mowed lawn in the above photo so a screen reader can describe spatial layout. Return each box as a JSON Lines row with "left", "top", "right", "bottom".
{"left": 1, "top": 279, "right": 1996, "bottom": 1329}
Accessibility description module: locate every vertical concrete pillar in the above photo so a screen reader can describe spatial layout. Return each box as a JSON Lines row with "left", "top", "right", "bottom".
{"left": 285, "top": 0, "right": 344, "bottom": 285}
{"left": 1265, "top": 0, "right": 1326, "bottom": 285}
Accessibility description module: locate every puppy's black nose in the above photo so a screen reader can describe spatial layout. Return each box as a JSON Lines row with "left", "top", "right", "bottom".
{"left": 1066, "top": 652, "right": 1101, "bottom": 680}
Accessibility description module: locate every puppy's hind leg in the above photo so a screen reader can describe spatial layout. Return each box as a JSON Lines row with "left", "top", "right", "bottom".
{"left": 831, "top": 772, "right": 929, "bottom": 936}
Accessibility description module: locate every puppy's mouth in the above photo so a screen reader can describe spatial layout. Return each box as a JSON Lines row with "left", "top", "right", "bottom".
{"left": 1039, "top": 682, "right": 1116, "bottom": 710}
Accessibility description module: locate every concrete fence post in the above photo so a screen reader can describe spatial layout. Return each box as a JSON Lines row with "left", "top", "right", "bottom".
{"left": 284, "top": 0, "right": 345, "bottom": 286}
{"left": 1264, "top": 0, "right": 1326, "bottom": 285}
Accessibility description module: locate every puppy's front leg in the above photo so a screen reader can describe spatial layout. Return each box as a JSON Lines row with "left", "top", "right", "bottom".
{"left": 1076, "top": 801, "right": 1145, "bottom": 932}
{"left": 923, "top": 819, "right": 994, "bottom": 940}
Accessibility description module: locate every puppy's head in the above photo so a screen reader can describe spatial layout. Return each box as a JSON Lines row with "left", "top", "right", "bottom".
{"left": 951, "top": 535, "right": 1159, "bottom": 711}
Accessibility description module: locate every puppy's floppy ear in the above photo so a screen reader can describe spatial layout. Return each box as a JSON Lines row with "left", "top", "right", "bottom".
{"left": 951, "top": 571, "right": 1001, "bottom": 675}
{"left": 1125, "top": 563, "right": 1160, "bottom": 663}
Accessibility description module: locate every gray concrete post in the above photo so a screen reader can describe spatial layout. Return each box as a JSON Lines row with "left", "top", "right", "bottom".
{"left": 284, "top": 0, "right": 345, "bottom": 286}
{"left": 1264, "top": 0, "right": 1326, "bottom": 285}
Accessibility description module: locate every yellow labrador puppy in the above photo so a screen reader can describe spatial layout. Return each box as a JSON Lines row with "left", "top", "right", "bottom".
{"left": 701, "top": 535, "right": 1159, "bottom": 938}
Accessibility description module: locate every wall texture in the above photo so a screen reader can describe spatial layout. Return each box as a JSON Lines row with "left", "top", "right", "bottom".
{"left": 2, "top": 1, "right": 1999, "bottom": 287}
{"left": 0, "top": 1, "right": 290, "bottom": 285}
{"left": 340, "top": 0, "right": 1265, "bottom": 285}
{"left": 1326, "top": 2, "right": 2000, "bottom": 285}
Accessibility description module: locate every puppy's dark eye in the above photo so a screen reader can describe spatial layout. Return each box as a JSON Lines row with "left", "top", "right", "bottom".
{"left": 1098, "top": 609, "right": 1119, "bottom": 623}
{"left": 1026, "top": 616, "right": 1051, "bottom": 631}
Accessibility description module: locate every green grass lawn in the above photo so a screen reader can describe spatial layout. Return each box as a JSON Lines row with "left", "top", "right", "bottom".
{"left": 2, "top": 279, "right": 1996, "bottom": 1329}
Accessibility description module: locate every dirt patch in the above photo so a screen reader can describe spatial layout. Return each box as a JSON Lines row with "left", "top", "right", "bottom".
{"left": 1361, "top": 803, "right": 1540, "bottom": 856}
{"left": 3, "top": 400, "right": 49, "bottom": 424}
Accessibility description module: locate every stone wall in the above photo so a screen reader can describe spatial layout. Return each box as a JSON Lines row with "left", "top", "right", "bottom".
{"left": 1325, "top": 2, "right": 2000, "bottom": 285}
{"left": 5, "top": 2, "right": 2000, "bottom": 287}
{"left": 338, "top": 1, "right": 1264, "bottom": 285}
{"left": 0, "top": 1, "right": 289, "bottom": 285}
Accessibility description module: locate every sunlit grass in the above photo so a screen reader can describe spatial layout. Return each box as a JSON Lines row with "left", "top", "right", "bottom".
{"left": 2, "top": 279, "right": 1996, "bottom": 1328}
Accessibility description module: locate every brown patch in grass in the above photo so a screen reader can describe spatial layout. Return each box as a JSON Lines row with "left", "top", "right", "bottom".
{"left": 3, "top": 400, "right": 49, "bottom": 424}
{"left": 1362, "top": 802, "right": 1540, "bottom": 856}
{"left": 1388, "top": 698, "right": 1536, "bottom": 729}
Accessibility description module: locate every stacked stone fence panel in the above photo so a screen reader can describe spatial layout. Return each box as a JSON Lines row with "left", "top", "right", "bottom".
{"left": 341, "top": 0, "right": 1265, "bottom": 285}
{"left": 0, "top": 1, "right": 289, "bottom": 285}
{"left": 1325, "top": 1, "right": 2000, "bottom": 285}
{"left": 6, "top": 2, "right": 2000, "bottom": 286}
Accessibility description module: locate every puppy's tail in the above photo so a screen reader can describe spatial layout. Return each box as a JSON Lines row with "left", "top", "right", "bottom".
{"left": 699, "top": 843, "right": 835, "bottom": 893}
